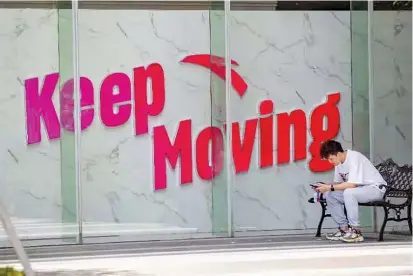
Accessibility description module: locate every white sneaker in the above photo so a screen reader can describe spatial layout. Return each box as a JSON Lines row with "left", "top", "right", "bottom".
{"left": 341, "top": 228, "right": 364, "bottom": 243}
{"left": 326, "top": 229, "right": 346, "bottom": 241}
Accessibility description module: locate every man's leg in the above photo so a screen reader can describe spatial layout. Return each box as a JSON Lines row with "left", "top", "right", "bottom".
{"left": 341, "top": 185, "right": 384, "bottom": 242}
{"left": 325, "top": 191, "right": 349, "bottom": 240}
{"left": 343, "top": 185, "right": 383, "bottom": 228}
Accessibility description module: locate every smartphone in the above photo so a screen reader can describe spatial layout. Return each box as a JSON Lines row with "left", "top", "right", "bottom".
{"left": 309, "top": 182, "right": 325, "bottom": 188}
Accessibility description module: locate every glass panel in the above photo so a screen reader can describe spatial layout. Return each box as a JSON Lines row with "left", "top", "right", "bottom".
{"left": 230, "top": 3, "right": 353, "bottom": 234}
{"left": 0, "top": 2, "right": 79, "bottom": 246}
{"left": 209, "top": 1, "right": 231, "bottom": 236}
{"left": 350, "top": 1, "right": 372, "bottom": 229}
{"left": 58, "top": 1, "right": 81, "bottom": 242}
{"left": 77, "top": 2, "right": 228, "bottom": 242}
{"left": 371, "top": 1, "right": 412, "bottom": 232}
{"left": 371, "top": 2, "right": 412, "bottom": 165}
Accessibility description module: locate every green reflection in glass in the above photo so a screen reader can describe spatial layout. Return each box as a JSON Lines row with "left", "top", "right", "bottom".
{"left": 57, "top": 3, "right": 77, "bottom": 226}
{"left": 350, "top": 6, "right": 372, "bottom": 229}
{"left": 209, "top": 1, "right": 230, "bottom": 236}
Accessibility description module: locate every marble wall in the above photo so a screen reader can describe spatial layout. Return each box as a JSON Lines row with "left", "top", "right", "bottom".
{"left": 372, "top": 11, "right": 412, "bottom": 233}
{"left": 77, "top": 10, "right": 215, "bottom": 235}
{"left": 0, "top": 9, "right": 62, "bottom": 224}
{"left": 225, "top": 11, "right": 352, "bottom": 231}
{"left": 72, "top": 10, "right": 352, "bottom": 235}
{"left": 0, "top": 8, "right": 381, "bottom": 242}
{"left": 372, "top": 11, "right": 412, "bottom": 166}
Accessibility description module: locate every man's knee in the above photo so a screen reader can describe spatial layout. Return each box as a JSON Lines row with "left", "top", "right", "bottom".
{"left": 325, "top": 191, "right": 340, "bottom": 204}
{"left": 343, "top": 188, "right": 357, "bottom": 200}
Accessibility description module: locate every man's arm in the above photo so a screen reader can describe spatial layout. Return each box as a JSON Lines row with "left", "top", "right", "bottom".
{"left": 316, "top": 182, "right": 356, "bottom": 193}
{"left": 331, "top": 182, "right": 357, "bottom": 190}
{"left": 319, "top": 181, "right": 342, "bottom": 186}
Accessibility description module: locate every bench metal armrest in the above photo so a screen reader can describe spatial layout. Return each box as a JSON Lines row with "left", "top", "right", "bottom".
{"left": 380, "top": 186, "right": 412, "bottom": 207}
{"left": 382, "top": 185, "right": 412, "bottom": 194}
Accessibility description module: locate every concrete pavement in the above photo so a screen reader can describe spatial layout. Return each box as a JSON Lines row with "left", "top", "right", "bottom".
{"left": 1, "top": 244, "right": 412, "bottom": 275}
{"left": 0, "top": 231, "right": 411, "bottom": 260}
{"left": 0, "top": 237, "right": 411, "bottom": 275}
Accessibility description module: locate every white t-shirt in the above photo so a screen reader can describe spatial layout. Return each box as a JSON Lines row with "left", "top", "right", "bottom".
{"left": 334, "top": 150, "right": 387, "bottom": 188}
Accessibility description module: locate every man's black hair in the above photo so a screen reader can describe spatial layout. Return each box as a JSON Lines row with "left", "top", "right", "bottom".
{"left": 319, "top": 140, "right": 344, "bottom": 159}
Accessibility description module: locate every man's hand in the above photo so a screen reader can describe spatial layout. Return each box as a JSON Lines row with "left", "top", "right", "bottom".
{"left": 316, "top": 184, "right": 331, "bottom": 194}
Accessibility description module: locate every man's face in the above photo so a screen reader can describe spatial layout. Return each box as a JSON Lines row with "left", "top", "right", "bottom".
{"left": 327, "top": 154, "right": 341, "bottom": 166}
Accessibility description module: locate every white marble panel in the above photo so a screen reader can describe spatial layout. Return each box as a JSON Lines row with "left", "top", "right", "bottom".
{"left": 0, "top": 9, "right": 63, "bottom": 223}
{"left": 226, "top": 11, "right": 352, "bottom": 231}
{"left": 372, "top": 11, "right": 412, "bottom": 233}
{"left": 77, "top": 10, "right": 214, "bottom": 233}
{"left": 372, "top": 11, "right": 412, "bottom": 166}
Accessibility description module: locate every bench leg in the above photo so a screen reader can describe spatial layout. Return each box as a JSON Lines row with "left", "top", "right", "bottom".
{"left": 408, "top": 203, "right": 412, "bottom": 235}
{"left": 316, "top": 202, "right": 327, "bottom": 237}
{"left": 379, "top": 206, "right": 388, "bottom": 242}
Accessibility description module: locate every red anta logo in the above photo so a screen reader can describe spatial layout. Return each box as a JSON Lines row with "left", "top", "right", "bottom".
{"left": 24, "top": 54, "right": 341, "bottom": 190}
{"left": 181, "top": 54, "right": 248, "bottom": 97}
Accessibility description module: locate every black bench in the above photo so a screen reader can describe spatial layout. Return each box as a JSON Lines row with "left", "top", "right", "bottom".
{"left": 308, "top": 158, "right": 412, "bottom": 241}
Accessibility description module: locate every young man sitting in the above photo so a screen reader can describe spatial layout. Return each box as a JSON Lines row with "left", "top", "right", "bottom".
{"left": 315, "top": 140, "right": 387, "bottom": 242}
